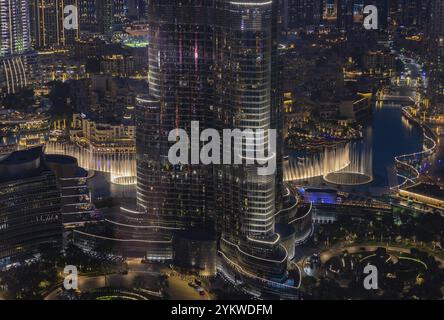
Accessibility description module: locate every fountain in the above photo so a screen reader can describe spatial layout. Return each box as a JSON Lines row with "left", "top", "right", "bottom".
{"left": 284, "top": 142, "right": 374, "bottom": 186}
{"left": 323, "top": 143, "right": 373, "bottom": 185}
{"left": 284, "top": 143, "right": 351, "bottom": 182}
{"left": 45, "top": 142, "right": 137, "bottom": 185}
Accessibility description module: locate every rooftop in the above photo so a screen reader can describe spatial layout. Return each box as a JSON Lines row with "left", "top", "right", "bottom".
{"left": 403, "top": 183, "right": 444, "bottom": 201}
{"left": 0, "top": 146, "right": 42, "bottom": 165}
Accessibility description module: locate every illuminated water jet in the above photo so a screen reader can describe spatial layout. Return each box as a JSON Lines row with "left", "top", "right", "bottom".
{"left": 284, "top": 143, "right": 351, "bottom": 182}
{"left": 45, "top": 142, "right": 136, "bottom": 185}
{"left": 284, "top": 142, "right": 373, "bottom": 186}
{"left": 323, "top": 143, "right": 373, "bottom": 186}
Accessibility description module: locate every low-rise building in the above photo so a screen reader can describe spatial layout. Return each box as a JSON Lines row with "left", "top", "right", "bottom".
{"left": 363, "top": 50, "right": 396, "bottom": 77}
{"left": 399, "top": 183, "right": 444, "bottom": 209}
{"left": 70, "top": 113, "right": 135, "bottom": 153}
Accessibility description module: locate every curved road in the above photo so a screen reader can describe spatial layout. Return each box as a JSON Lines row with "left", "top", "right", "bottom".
{"left": 44, "top": 266, "right": 210, "bottom": 301}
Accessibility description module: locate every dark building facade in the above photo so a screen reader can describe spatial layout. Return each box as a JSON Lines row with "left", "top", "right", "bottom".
{"left": 29, "top": 0, "right": 80, "bottom": 49}
{"left": 45, "top": 154, "right": 95, "bottom": 228}
{"left": 98, "top": 0, "right": 127, "bottom": 38}
{"left": 137, "top": 0, "right": 215, "bottom": 237}
{"left": 0, "top": 147, "right": 62, "bottom": 267}
{"left": 288, "top": 0, "right": 323, "bottom": 29}
{"left": 428, "top": 0, "right": 444, "bottom": 105}
{"left": 79, "top": 0, "right": 101, "bottom": 33}
{"left": 395, "top": 0, "right": 432, "bottom": 29}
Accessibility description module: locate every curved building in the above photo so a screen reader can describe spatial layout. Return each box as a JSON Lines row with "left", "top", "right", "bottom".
{"left": 0, "top": 147, "right": 62, "bottom": 267}
{"left": 45, "top": 154, "right": 96, "bottom": 228}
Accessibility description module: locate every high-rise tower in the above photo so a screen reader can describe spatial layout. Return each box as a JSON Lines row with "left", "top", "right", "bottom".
{"left": 288, "top": 0, "right": 323, "bottom": 29}
{"left": 0, "top": 0, "right": 31, "bottom": 56}
{"left": 213, "top": 0, "right": 296, "bottom": 296}
{"left": 428, "top": 0, "right": 444, "bottom": 105}
{"left": 79, "top": 0, "right": 101, "bottom": 33}
{"left": 0, "top": 0, "right": 34, "bottom": 94}
{"left": 29, "top": 0, "right": 80, "bottom": 49}
{"left": 98, "top": 0, "right": 127, "bottom": 39}
{"left": 136, "top": 0, "right": 215, "bottom": 260}
{"left": 136, "top": 0, "right": 298, "bottom": 295}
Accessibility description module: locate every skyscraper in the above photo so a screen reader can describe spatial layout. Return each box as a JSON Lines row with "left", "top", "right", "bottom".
{"left": 336, "top": 0, "right": 355, "bottom": 30}
{"left": 29, "top": 0, "right": 80, "bottom": 49}
{"left": 0, "top": 0, "right": 34, "bottom": 94}
{"left": 79, "top": 0, "right": 101, "bottom": 33}
{"left": 428, "top": 0, "right": 444, "bottom": 105}
{"left": 323, "top": 0, "right": 338, "bottom": 22}
{"left": 136, "top": 0, "right": 215, "bottom": 260}
{"left": 0, "top": 0, "right": 31, "bottom": 56}
{"left": 98, "top": 0, "right": 127, "bottom": 39}
{"left": 288, "top": 0, "right": 323, "bottom": 29}
{"left": 213, "top": 0, "right": 296, "bottom": 296}
{"left": 127, "top": 0, "right": 147, "bottom": 20}
{"left": 135, "top": 0, "right": 297, "bottom": 295}
{"left": 397, "top": 0, "right": 430, "bottom": 28}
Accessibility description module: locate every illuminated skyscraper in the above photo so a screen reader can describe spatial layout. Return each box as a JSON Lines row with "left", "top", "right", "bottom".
{"left": 29, "top": 0, "right": 80, "bottom": 49}
{"left": 288, "top": 0, "right": 323, "bottom": 28}
{"left": 136, "top": 0, "right": 297, "bottom": 295}
{"left": 0, "top": 0, "right": 31, "bottom": 56}
{"left": 136, "top": 0, "right": 215, "bottom": 261}
{"left": 98, "top": 0, "right": 127, "bottom": 39}
{"left": 0, "top": 0, "right": 34, "bottom": 94}
{"left": 323, "top": 0, "right": 338, "bottom": 22}
{"left": 214, "top": 0, "right": 296, "bottom": 297}
{"left": 79, "top": 0, "right": 101, "bottom": 33}
{"left": 428, "top": 0, "right": 444, "bottom": 105}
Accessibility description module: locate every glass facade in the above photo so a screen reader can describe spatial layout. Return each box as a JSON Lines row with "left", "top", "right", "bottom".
{"left": 136, "top": 0, "right": 215, "bottom": 258}
{"left": 214, "top": 0, "right": 289, "bottom": 285}
{"left": 136, "top": 0, "right": 294, "bottom": 290}
{"left": 0, "top": 148, "right": 62, "bottom": 267}
{"left": 29, "top": 0, "right": 79, "bottom": 49}
{"left": 0, "top": 0, "right": 30, "bottom": 57}
{"left": 136, "top": 0, "right": 293, "bottom": 290}
{"left": 0, "top": 0, "right": 34, "bottom": 94}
